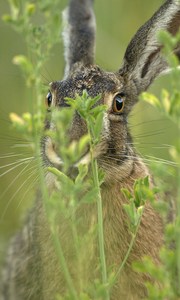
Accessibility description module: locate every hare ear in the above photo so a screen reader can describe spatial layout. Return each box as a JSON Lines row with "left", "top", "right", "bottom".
{"left": 119, "top": 0, "right": 180, "bottom": 94}
{"left": 62, "top": 0, "right": 96, "bottom": 78}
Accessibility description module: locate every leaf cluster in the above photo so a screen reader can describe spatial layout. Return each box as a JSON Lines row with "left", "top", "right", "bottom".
{"left": 3, "top": 0, "right": 61, "bottom": 88}
{"left": 138, "top": 29, "right": 180, "bottom": 299}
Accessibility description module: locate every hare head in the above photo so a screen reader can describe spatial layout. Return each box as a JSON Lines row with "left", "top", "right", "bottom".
{"left": 42, "top": 0, "right": 180, "bottom": 182}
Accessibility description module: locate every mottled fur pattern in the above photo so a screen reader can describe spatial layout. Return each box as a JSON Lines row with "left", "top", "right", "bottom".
{"left": 1, "top": 0, "right": 180, "bottom": 299}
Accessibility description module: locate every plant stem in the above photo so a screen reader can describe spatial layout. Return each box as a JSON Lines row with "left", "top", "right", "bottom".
{"left": 88, "top": 122, "right": 110, "bottom": 300}
{"left": 177, "top": 167, "right": 180, "bottom": 295}
{"left": 51, "top": 229, "right": 79, "bottom": 300}
{"left": 93, "top": 159, "right": 109, "bottom": 299}
{"left": 34, "top": 93, "right": 78, "bottom": 299}
{"left": 71, "top": 207, "right": 83, "bottom": 292}
{"left": 40, "top": 165, "right": 78, "bottom": 299}
{"left": 111, "top": 215, "right": 142, "bottom": 288}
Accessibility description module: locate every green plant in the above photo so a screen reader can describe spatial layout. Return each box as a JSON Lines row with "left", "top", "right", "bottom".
{"left": 45, "top": 92, "right": 110, "bottom": 300}
{"left": 3, "top": 1, "right": 180, "bottom": 299}
{"left": 134, "top": 30, "right": 180, "bottom": 299}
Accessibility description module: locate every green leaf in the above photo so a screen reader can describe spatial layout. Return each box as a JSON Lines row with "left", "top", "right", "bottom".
{"left": 81, "top": 188, "right": 98, "bottom": 204}
{"left": 94, "top": 111, "right": 104, "bottom": 141}
{"left": 86, "top": 94, "right": 101, "bottom": 111}
{"left": 161, "top": 89, "right": 170, "bottom": 113}
{"left": 90, "top": 105, "right": 106, "bottom": 118}
{"left": 26, "top": 3, "right": 36, "bottom": 16}
{"left": 133, "top": 180, "right": 141, "bottom": 207}
{"left": 75, "top": 164, "right": 89, "bottom": 184}
{"left": 79, "top": 292, "right": 91, "bottom": 300}
{"left": 98, "top": 168, "right": 105, "bottom": 186}
{"left": 78, "top": 134, "right": 90, "bottom": 155}
{"left": 123, "top": 200, "right": 137, "bottom": 227}
{"left": 141, "top": 92, "right": 161, "bottom": 109}
{"left": 47, "top": 167, "right": 74, "bottom": 188}
{"left": 121, "top": 188, "right": 132, "bottom": 200}
{"left": 169, "top": 91, "right": 180, "bottom": 118}
{"left": 143, "top": 176, "right": 150, "bottom": 188}
{"left": 158, "top": 30, "right": 176, "bottom": 49}
{"left": 13, "top": 55, "right": 33, "bottom": 74}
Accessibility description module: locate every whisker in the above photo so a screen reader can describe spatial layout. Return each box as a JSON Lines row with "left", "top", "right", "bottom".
{"left": 128, "top": 118, "right": 167, "bottom": 129}
{"left": 102, "top": 151, "right": 177, "bottom": 168}
{"left": 149, "top": 145, "right": 173, "bottom": 150}
{"left": 41, "top": 65, "right": 54, "bottom": 83}
{"left": 11, "top": 144, "right": 34, "bottom": 149}
{"left": 40, "top": 73, "right": 51, "bottom": 86}
{"left": 0, "top": 161, "right": 36, "bottom": 201}
{"left": 135, "top": 142, "right": 172, "bottom": 147}
{"left": 0, "top": 158, "right": 34, "bottom": 178}
{"left": 16, "top": 173, "right": 40, "bottom": 211}
{"left": 99, "top": 159, "right": 134, "bottom": 183}
{"left": 133, "top": 130, "right": 165, "bottom": 139}
{"left": 0, "top": 153, "right": 24, "bottom": 159}
{"left": 0, "top": 157, "right": 34, "bottom": 170}
{"left": 145, "top": 155, "right": 177, "bottom": 166}
{"left": 0, "top": 168, "right": 38, "bottom": 222}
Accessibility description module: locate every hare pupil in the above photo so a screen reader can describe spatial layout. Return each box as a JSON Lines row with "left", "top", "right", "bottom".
{"left": 114, "top": 94, "right": 124, "bottom": 112}
{"left": 46, "top": 91, "right": 52, "bottom": 107}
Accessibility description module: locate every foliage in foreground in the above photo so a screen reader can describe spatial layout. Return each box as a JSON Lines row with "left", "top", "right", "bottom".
{"left": 3, "top": 1, "right": 180, "bottom": 299}
{"left": 138, "top": 29, "right": 180, "bottom": 299}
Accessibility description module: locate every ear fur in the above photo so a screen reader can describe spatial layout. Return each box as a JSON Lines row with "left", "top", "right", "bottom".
{"left": 62, "top": 0, "right": 96, "bottom": 78}
{"left": 119, "top": 0, "right": 180, "bottom": 94}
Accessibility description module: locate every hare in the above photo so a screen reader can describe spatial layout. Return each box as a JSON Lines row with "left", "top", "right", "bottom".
{"left": 1, "top": 0, "right": 180, "bottom": 299}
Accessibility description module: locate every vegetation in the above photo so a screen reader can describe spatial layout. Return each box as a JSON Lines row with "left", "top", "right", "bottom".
{"left": 1, "top": 0, "right": 180, "bottom": 299}
{"left": 136, "top": 29, "right": 180, "bottom": 300}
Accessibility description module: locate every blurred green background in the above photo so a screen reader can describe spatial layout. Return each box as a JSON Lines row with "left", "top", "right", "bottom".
{"left": 0, "top": 0, "right": 177, "bottom": 260}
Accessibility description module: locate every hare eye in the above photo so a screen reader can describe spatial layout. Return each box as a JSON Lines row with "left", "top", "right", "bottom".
{"left": 112, "top": 93, "right": 125, "bottom": 113}
{"left": 46, "top": 91, "right": 52, "bottom": 107}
